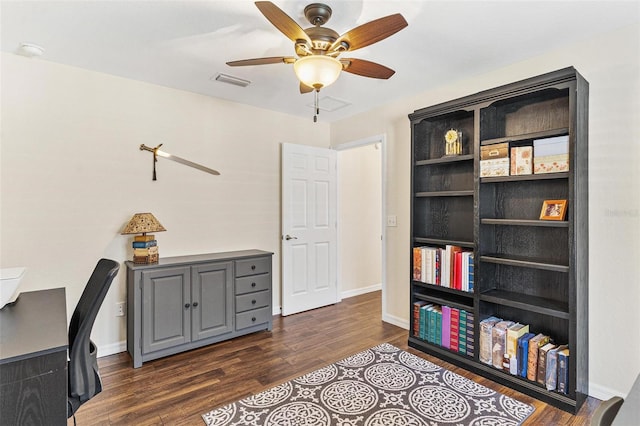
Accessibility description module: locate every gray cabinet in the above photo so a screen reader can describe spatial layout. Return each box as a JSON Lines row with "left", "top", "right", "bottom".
{"left": 127, "top": 250, "right": 272, "bottom": 368}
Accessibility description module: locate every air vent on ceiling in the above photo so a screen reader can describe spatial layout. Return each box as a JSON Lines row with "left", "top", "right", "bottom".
{"left": 212, "top": 73, "right": 251, "bottom": 87}
{"left": 306, "top": 96, "right": 351, "bottom": 112}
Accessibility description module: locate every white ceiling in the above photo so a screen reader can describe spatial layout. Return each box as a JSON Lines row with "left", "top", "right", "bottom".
{"left": 2, "top": 1, "right": 638, "bottom": 122}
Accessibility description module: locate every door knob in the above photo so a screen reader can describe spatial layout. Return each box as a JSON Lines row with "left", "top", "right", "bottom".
{"left": 284, "top": 234, "right": 298, "bottom": 240}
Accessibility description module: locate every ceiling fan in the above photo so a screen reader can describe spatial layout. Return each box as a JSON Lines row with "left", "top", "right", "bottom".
{"left": 227, "top": 1, "right": 408, "bottom": 121}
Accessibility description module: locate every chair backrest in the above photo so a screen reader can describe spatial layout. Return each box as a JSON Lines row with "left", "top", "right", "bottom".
{"left": 591, "top": 396, "right": 624, "bottom": 426}
{"left": 67, "top": 258, "right": 119, "bottom": 417}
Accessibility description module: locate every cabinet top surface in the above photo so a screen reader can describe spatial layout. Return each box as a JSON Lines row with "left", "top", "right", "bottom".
{"left": 125, "top": 249, "right": 273, "bottom": 270}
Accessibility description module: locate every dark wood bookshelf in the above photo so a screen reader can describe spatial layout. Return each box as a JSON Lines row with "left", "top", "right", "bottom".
{"left": 408, "top": 67, "right": 589, "bottom": 414}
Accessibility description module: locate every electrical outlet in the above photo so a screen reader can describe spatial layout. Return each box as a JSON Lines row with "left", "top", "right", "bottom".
{"left": 116, "top": 301, "right": 125, "bottom": 317}
{"left": 386, "top": 215, "right": 397, "bottom": 227}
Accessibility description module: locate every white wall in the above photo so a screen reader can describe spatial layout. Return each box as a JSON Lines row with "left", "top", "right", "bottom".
{"left": 337, "top": 143, "right": 382, "bottom": 298}
{"left": 0, "top": 52, "right": 330, "bottom": 354}
{"left": 330, "top": 23, "right": 640, "bottom": 400}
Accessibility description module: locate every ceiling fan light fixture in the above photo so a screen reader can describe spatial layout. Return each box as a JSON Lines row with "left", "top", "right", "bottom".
{"left": 293, "top": 55, "right": 342, "bottom": 90}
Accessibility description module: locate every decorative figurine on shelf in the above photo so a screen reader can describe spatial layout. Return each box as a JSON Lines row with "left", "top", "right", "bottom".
{"left": 444, "top": 129, "right": 463, "bottom": 156}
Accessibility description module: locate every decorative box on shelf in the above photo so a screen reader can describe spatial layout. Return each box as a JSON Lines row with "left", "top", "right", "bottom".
{"left": 480, "top": 158, "right": 510, "bottom": 177}
{"left": 480, "top": 143, "right": 510, "bottom": 177}
{"left": 510, "top": 146, "right": 533, "bottom": 175}
{"left": 534, "top": 136, "right": 569, "bottom": 174}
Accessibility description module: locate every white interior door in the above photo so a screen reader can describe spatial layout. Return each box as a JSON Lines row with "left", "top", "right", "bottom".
{"left": 281, "top": 143, "right": 337, "bottom": 316}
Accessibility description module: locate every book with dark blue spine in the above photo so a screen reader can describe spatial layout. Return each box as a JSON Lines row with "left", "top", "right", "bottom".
{"left": 557, "top": 348, "right": 570, "bottom": 395}
{"left": 517, "top": 332, "right": 536, "bottom": 377}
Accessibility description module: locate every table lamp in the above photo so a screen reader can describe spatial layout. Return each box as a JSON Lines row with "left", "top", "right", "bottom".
{"left": 121, "top": 213, "right": 166, "bottom": 264}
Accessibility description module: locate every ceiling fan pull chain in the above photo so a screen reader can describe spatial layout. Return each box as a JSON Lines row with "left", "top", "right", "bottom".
{"left": 314, "top": 89, "right": 319, "bottom": 122}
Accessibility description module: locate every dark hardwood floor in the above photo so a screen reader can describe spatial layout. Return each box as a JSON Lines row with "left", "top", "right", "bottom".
{"left": 69, "top": 291, "right": 600, "bottom": 425}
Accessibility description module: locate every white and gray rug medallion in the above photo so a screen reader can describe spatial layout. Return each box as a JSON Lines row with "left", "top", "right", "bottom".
{"left": 202, "top": 343, "right": 535, "bottom": 425}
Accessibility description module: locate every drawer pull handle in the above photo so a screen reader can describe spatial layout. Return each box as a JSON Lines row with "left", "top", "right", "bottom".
{"left": 252, "top": 300, "right": 256, "bottom": 305}
{"left": 192, "top": 302, "right": 199, "bottom": 308}
{"left": 252, "top": 317, "right": 256, "bottom": 322}
{"left": 184, "top": 303, "right": 190, "bottom": 309}
{"left": 251, "top": 265, "right": 256, "bottom": 270}
{"left": 251, "top": 282, "right": 256, "bottom": 287}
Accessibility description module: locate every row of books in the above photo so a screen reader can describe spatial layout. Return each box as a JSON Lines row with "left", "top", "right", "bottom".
{"left": 479, "top": 317, "right": 570, "bottom": 394}
{"left": 412, "top": 301, "right": 474, "bottom": 357}
{"left": 412, "top": 245, "right": 474, "bottom": 292}
{"left": 133, "top": 234, "right": 159, "bottom": 264}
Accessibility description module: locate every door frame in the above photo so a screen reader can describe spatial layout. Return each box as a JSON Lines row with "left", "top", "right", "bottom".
{"left": 333, "top": 134, "right": 387, "bottom": 310}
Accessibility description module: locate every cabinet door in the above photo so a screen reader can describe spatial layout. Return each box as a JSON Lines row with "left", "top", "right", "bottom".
{"left": 142, "top": 266, "right": 191, "bottom": 354}
{"left": 191, "top": 262, "right": 233, "bottom": 341}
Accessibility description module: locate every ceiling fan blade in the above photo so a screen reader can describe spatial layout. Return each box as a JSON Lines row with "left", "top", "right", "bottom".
{"left": 330, "top": 14, "right": 408, "bottom": 52}
{"left": 340, "top": 58, "right": 395, "bottom": 79}
{"left": 299, "top": 82, "right": 314, "bottom": 94}
{"left": 255, "top": 1, "right": 312, "bottom": 44}
{"left": 227, "top": 56, "right": 295, "bottom": 66}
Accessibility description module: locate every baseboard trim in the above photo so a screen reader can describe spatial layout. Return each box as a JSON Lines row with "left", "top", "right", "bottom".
{"left": 341, "top": 283, "right": 382, "bottom": 299}
{"left": 98, "top": 340, "right": 126, "bottom": 358}
{"left": 383, "top": 312, "right": 409, "bottom": 330}
{"left": 588, "top": 382, "right": 621, "bottom": 401}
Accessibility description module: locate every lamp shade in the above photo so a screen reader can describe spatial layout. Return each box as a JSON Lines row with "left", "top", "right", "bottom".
{"left": 121, "top": 213, "right": 166, "bottom": 235}
{"left": 293, "top": 55, "right": 342, "bottom": 90}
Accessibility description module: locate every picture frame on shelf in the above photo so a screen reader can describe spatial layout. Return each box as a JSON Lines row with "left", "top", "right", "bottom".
{"left": 540, "top": 199, "right": 568, "bottom": 221}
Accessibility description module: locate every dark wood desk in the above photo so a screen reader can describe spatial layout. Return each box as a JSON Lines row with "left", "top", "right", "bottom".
{"left": 0, "top": 288, "right": 68, "bottom": 426}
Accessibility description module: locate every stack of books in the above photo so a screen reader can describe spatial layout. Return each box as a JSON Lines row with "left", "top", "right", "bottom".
{"left": 478, "top": 316, "right": 570, "bottom": 395}
{"left": 412, "top": 302, "right": 475, "bottom": 357}
{"left": 412, "top": 245, "right": 474, "bottom": 292}
{"left": 133, "top": 235, "right": 158, "bottom": 264}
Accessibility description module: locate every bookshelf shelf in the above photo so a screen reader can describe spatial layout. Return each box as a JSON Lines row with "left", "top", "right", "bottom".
{"left": 481, "top": 218, "right": 569, "bottom": 228}
{"left": 408, "top": 68, "right": 588, "bottom": 414}
{"left": 480, "top": 254, "right": 569, "bottom": 273}
{"left": 415, "top": 154, "right": 474, "bottom": 166}
{"left": 409, "top": 334, "right": 579, "bottom": 410}
{"left": 480, "top": 127, "right": 570, "bottom": 146}
{"left": 413, "top": 281, "right": 474, "bottom": 299}
{"left": 479, "top": 289, "right": 569, "bottom": 319}
{"left": 416, "top": 190, "right": 474, "bottom": 197}
{"left": 414, "top": 237, "right": 474, "bottom": 248}
{"left": 481, "top": 172, "right": 569, "bottom": 184}
{"left": 413, "top": 292, "right": 474, "bottom": 312}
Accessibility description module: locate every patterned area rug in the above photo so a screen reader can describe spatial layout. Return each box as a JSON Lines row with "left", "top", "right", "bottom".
{"left": 202, "top": 343, "right": 535, "bottom": 425}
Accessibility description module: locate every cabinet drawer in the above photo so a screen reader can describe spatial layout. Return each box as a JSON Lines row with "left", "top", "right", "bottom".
{"left": 235, "top": 274, "right": 270, "bottom": 295}
{"left": 236, "top": 307, "right": 271, "bottom": 330}
{"left": 236, "top": 290, "right": 270, "bottom": 313}
{"left": 235, "top": 256, "right": 271, "bottom": 277}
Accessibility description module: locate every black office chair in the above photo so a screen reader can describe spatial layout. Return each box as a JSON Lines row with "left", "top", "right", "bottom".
{"left": 67, "top": 258, "right": 120, "bottom": 420}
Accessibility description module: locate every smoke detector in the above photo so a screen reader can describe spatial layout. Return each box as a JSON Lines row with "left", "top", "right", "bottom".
{"left": 17, "top": 43, "right": 45, "bottom": 58}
